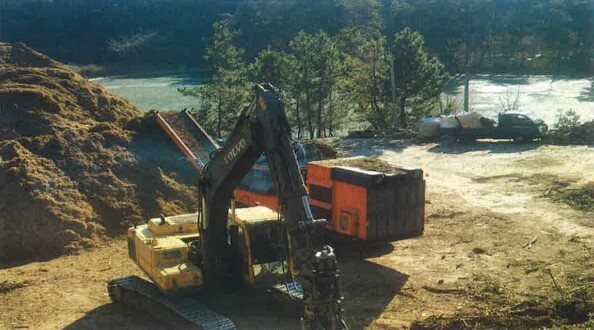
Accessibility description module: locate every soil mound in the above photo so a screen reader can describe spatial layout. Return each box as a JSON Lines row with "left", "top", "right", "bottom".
{"left": 312, "top": 157, "right": 405, "bottom": 174}
{"left": 0, "top": 43, "right": 197, "bottom": 263}
{"left": 301, "top": 140, "right": 338, "bottom": 160}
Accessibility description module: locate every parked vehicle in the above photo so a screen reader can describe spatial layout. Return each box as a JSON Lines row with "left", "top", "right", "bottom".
{"left": 419, "top": 112, "right": 548, "bottom": 142}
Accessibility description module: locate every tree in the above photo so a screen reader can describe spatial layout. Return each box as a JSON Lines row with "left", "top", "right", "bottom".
{"left": 336, "top": 26, "right": 392, "bottom": 130}
{"left": 249, "top": 47, "right": 289, "bottom": 86}
{"left": 180, "top": 19, "right": 247, "bottom": 138}
{"left": 338, "top": 0, "right": 383, "bottom": 30}
{"left": 392, "top": 28, "right": 448, "bottom": 128}
{"left": 288, "top": 31, "right": 342, "bottom": 138}
{"left": 248, "top": 48, "right": 308, "bottom": 136}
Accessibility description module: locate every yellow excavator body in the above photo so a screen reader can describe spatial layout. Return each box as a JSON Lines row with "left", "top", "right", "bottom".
{"left": 127, "top": 206, "right": 282, "bottom": 292}
{"left": 127, "top": 213, "right": 203, "bottom": 292}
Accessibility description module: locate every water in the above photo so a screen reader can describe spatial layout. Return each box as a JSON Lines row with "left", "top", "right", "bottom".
{"left": 95, "top": 72, "right": 594, "bottom": 126}
{"left": 452, "top": 75, "right": 594, "bottom": 126}
{"left": 91, "top": 70, "right": 205, "bottom": 112}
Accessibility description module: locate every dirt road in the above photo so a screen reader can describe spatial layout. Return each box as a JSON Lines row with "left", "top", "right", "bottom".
{"left": 1, "top": 141, "right": 593, "bottom": 329}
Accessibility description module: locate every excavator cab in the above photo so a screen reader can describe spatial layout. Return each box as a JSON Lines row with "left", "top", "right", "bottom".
{"left": 229, "top": 205, "right": 288, "bottom": 285}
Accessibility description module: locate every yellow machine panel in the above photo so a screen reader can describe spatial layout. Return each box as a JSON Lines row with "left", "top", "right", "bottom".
{"left": 127, "top": 209, "right": 283, "bottom": 292}
{"left": 127, "top": 213, "right": 203, "bottom": 293}
{"left": 230, "top": 205, "right": 279, "bottom": 225}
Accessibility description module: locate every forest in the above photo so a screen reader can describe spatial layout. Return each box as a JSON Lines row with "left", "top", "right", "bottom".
{"left": 3, "top": 0, "right": 592, "bottom": 73}
{"left": 2, "top": 0, "right": 593, "bottom": 136}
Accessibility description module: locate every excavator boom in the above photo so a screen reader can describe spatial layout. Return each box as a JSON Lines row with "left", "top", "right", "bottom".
{"left": 199, "top": 84, "right": 346, "bottom": 329}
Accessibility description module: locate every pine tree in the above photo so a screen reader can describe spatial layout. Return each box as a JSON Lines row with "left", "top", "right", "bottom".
{"left": 179, "top": 19, "right": 247, "bottom": 137}
{"left": 392, "top": 28, "right": 448, "bottom": 128}
{"left": 336, "top": 26, "right": 391, "bottom": 130}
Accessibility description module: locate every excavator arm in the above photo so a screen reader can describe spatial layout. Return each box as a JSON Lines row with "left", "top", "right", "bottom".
{"left": 198, "top": 83, "right": 347, "bottom": 329}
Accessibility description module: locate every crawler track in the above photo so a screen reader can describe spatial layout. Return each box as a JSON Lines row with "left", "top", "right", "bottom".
{"left": 108, "top": 276, "right": 235, "bottom": 330}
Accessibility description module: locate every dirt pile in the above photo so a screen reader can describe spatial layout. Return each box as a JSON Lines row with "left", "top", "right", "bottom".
{"left": 313, "top": 157, "right": 405, "bottom": 174}
{"left": 301, "top": 140, "right": 338, "bottom": 160}
{"left": 0, "top": 43, "right": 197, "bottom": 263}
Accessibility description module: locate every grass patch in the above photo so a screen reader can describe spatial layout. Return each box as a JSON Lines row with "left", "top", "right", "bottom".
{"left": 412, "top": 273, "right": 594, "bottom": 329}
{"left": 546, "top": 182, "right": 594, "bottom": 212}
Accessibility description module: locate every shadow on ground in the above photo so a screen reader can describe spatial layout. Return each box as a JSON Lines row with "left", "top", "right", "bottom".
{"left": 341, "top": 258, "right": 408, "bottom": 328}
{"left": 63, "top": 302, "right": 198, "bottom": 330}
{"left": 64, "top": 257, "right": 407, "bottom": 329}
{"left": 428, "top": 140, "right": 542, "bottom": 154}
{"left": 332, "top": 240, "right": 395, "bottom": 259}
{"left": 334, "top": 138, "right": 415, "bottom": 157}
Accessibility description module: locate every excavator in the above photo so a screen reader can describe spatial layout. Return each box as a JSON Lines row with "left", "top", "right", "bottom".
{"left": 109, "top": 84, "right": 347, "bottom": 329}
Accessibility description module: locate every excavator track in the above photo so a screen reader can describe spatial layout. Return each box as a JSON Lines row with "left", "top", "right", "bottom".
{"left": 108, "top": 276, "right": 235, "bottom": 330}
{"left": 272, "top": 281, "right": 304, "bottom": 301}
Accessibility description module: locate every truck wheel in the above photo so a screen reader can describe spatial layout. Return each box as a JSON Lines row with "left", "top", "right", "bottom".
{"left": 440, "top": 135, "right": 456, "bottom": 147}
{"left": 459, "top": 136, "right": 476, "bottom": 144}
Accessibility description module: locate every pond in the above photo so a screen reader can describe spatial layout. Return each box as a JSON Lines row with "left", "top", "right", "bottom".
{"left": 91, "top": 70, "right": 205, "bottom": 112}
{"left": 95, "top": 72, "right": 594, "bottom": 127}
{"left": 452, "top": 75, "right": 594, "bottom": 126}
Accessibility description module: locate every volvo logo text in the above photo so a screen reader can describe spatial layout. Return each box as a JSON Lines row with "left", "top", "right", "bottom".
{"left": 223, "top": 138, "right": 246, "bottom": 165}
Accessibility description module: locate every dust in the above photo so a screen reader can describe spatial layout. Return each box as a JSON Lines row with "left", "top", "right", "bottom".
{"left": 0, "top": 43, "right": 198, "bottom": 263}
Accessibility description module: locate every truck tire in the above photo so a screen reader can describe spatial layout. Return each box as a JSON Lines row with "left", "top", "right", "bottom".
{"left": 439, "top": 135, "right": 457, "bottom": 147}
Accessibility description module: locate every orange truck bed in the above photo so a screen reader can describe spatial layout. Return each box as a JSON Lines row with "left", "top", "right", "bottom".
{"left": 307, "top": 159, "right": 425, "bottom": 242}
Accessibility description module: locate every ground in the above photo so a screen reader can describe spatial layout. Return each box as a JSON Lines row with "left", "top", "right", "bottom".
{"left": 1, "top": 140, "right": 593, "bottom": 330}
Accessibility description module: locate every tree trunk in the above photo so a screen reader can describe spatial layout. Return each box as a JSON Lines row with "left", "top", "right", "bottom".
{"left": 390, "top": 58, "right": 398, "bottom": 130}
{"left": 306, "top": 92, "right": 314, "bottom": 139}
{"left": 463, "top": 72, "right": 470, "bottom": 113}
{"left": 399, "top": 97, "right": 407, "bottom": 128}
{"left": 217, "top": 90, "right": 222, "bottom": 138}
{"left": 296, "top": 98, "right": 302, "bottom": 139}
{"left": 316, "top": 91, "right": 323, "bottom": 138}
{"left": 328, "top": 92, "right": 334, "bottom": 137}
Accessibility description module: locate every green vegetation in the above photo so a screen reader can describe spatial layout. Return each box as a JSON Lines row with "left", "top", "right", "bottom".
{"left": 392, "top": 28, "right": 448, "bottom": 128}
{"left": 549, "top": 183, "right": 594, "bottom": 213}
{"left": 554, "top": 109, "right": 582, "bottom": 134}
{"left": 3, "top": 0, "right": 593, "bottom": 76}
{"left": 179, "top": 19, "right": 248, "bottom": 138}
{"left": 546, "top": 109, "right": 594, "bottom": 145}
{"left": 184, "top": 15, "right": 447, "bottom": 135}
